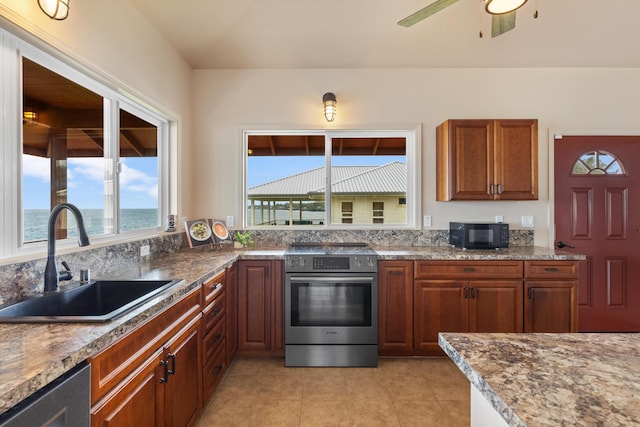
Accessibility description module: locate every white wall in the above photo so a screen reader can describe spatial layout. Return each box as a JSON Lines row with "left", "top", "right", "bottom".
{"left": 0, "top": 0, "right": 193, "bottom": 219}
{"left": 192, "top": 68, "right": 640, "bottom": 247}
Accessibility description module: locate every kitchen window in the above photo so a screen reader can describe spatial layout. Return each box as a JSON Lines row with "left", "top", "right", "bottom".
{"left": 244, "top": 129, "right": 420, "bottom": 228}
{"left": 0, "top": 27, "right": 170, "bottom": 257}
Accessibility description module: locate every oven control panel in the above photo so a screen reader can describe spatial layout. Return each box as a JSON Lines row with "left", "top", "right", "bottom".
{"left": 285, "top": 255, "right": 377, "bottom": 273}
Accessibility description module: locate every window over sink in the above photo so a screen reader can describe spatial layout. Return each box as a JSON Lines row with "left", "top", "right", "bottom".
{"left": 0, "top": 26, "right": 171, "bottom": 258}
{"left": 244, "top": 129, "right": 420, "bottom": 229}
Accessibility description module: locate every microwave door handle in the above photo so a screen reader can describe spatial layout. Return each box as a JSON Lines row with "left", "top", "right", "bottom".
{"left": 288, "top": 276, "right": 375, "bottom": 283}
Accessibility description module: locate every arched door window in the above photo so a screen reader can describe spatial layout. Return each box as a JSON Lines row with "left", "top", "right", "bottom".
{"left": 571, "top": 150, "right": 625, "bottom": 175}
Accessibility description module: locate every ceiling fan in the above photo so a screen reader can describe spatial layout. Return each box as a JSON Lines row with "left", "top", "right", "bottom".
{"left": 398, "top": 0, "right": 536, "bottom": 38}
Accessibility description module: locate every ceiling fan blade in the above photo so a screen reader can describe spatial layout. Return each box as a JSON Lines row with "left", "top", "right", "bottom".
{"left": 491, "top": 12, "right": 517, "bottom": 37}
{"left": 398, "top": 0, "right": 460, "bottom": 27}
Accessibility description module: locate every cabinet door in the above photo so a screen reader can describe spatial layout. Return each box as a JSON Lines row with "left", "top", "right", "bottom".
{"left": 494, "top": 119, "right": 538, "bottom": 200}
{"left": 91, "top": 350, "right": 164, "bottom": 427}
{"left": 414, "top": 280, "right": 467, "bottom": 355}
{"left": 378, "top": 261, "right": 414, "bottom": 355}
{"left": 238, "top": 260, "right": 272, "bottom": 352}
{"left": 225, "top": 262, "right": 238, "bottom": 365}
{"left": 468, "top": 281, "right": 523, "bottom": 333}
{"left": 437, "top": 119, "right": 494, "bottom": 201}
{"left": 163, "top": 315, "right": 202, "bottom": 427}
{"left": 525, "top": 281, "right": 578, "bottom": 332}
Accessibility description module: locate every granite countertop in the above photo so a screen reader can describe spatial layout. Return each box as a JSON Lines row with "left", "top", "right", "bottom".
{"left": 0, "top": 244, "right": 578, "bottom": 415}
{"left": 439, "top": 332, "right": 640, "bottom": 427}
{"left": 373, "top": 245, "right": 584, "bottom": 260}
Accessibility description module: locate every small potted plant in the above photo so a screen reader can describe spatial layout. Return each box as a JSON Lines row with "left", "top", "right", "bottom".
{"left": 233, "top": 231, "right": 254, "bottom": 248}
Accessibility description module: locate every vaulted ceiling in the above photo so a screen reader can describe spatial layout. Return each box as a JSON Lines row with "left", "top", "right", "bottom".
{"left": 128, "top": 0, "right": 640, "bottom": 69}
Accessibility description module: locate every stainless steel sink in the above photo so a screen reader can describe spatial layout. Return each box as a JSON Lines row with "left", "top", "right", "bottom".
{"left": 0, "top": 279, "right": 183, "bottom": 323}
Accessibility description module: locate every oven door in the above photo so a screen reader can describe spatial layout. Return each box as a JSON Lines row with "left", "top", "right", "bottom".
{"left": 285, "top": 273, "right": 378, "bottom": 345}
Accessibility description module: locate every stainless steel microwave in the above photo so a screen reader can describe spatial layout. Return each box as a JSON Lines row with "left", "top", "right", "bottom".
{"left": 449, "top": 222, "right": 509, "bottom": 250}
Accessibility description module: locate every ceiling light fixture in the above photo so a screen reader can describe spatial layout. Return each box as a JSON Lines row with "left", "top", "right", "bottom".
{"left": 37, "top": 0, "right": 70, "bottom": 20}
{"left": 485, "top": 0, "right": 527, "bottom": 15}
{"left": 323, "top": 92, "right": 337, "bottom": 122}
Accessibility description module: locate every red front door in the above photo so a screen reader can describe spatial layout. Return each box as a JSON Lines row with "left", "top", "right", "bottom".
{"left": 554, "top": 135, "right": 640, "bottom": 331}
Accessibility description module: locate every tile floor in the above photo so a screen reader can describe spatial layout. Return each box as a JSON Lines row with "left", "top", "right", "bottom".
{"left": 196, "top": 357, "right": 470, "bottom": 426}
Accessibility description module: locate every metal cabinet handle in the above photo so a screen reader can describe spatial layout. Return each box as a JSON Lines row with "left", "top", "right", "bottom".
{"left": 497, "top": 184, "right": 502, "bottom": 195}
{"left": 160, "top": 360, "right": 169, "bottom": 383}
{"left": 544, "top": 267, "right": 559, "bottom": 273}
{"left": 209, "top": 282, "right": 223, "bottom": 291}
{"left": 211, "top": 307, "right": 222, "bottom": 318}
{"left": 490, "top": 184, "right": 495, "bottom": 195}
{"left": 462, "top": 267, "right": 476, "bottom": 272}
{"left": 471, "top": 287, "right": 476, "bottom": 298}
{"left": 212, "top": 333, "right": 222, "bottom": 344}
{"left": 167, "top": 353, "right": 176, "bottom": 376}
{"left": 213, "top": 364, "right": 223, "bottom": 375}
{"left": 389, "top": 271, "right": 403, "bottom": 275}
{"left": 464, "top": 287, "right": 468, "bottom": 298}
{"left": 556, "top": 241, "right": 575, "bottom": 249}
{"left": 528, "top": 288, "right": 535, "bottom": 299}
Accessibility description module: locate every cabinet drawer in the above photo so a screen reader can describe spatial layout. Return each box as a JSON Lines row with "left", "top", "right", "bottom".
{"left": 202, "top": 344, "right": 226, "bottom": 402}
{"left": 203, "top": 317, "right": 226, "bottom": 364}
{"left": 524, "top": 261, "right": 578, "bottom": 279}
{"left": 203, "top": 293, "right": 226, "bottom": 334}
{"left": 415, "top": 260, "right": 523, "bottom": 279}
{"left": 203, "top": 272, "right": 225, "bottom": 306}
{"left": 89, "top": 286, "right": 201, "bottom": 405}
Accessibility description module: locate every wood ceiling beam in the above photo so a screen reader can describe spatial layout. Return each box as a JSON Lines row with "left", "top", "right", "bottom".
{"left": 268, "top": 135, "right": 276, "bottom": 155}
{"left": 120, "top": 129, "right": 146, "bottom": 156}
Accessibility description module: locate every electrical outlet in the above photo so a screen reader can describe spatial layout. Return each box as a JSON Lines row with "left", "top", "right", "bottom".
{"left": 521, "top": 216, "right": 535, "bottom": 228}
{"left": 226, "top": 215, "right": 234, "bottom": 228}
{"left": 140, "top": 245, "right": 150, "bottom": 257}
{"left": 495, "top": 215, "right": 504, "bottom": 223}
{"left": 423, "top": 215, "right": 432, "bottom": 227}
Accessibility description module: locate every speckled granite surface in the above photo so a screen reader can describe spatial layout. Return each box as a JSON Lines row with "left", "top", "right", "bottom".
{"left": 0, "top": 244, "right": 577, "bottom": 416}
{"left": 439, "top": 332, "right": 640, "bottom": 427}
{"left": 374, "top": 245, "right": 584, "bottom": 260}
{"left": 0, "top": 247, "right": 284, "bottom": 415}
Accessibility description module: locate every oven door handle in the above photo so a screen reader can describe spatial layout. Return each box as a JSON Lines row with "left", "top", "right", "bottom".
{"left": 288, "top": 276, "right": 375, "bottom": 283}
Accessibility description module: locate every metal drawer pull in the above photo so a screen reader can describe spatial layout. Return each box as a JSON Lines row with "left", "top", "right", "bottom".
{"left": 544, "top": 268, "right": 559, "bottom": 272}
{"left": 528, "top": 288, "right": 535, "bottom": 299}
{"left": 389, "top": 271, "right": 403, "bottom": 275}
{"left": 167, "top": 353, "right": 176, "bottom": 376}
{"left": 464, "top": 287, "right": 468, "bottom": 298}
{"left": 210, "top": 308, "right": 222, "bottom": 317}
{"left": 213, "top": 364, "right": 223, "bottom": 375}
{"left": 212, "top": 333, "right": 222, "bottom": 343}
{"left": 160, "top": 360, "right": 169, "bottom": 383}
{"left": 462, "top": 267, "right": 476, "bottom": 272}
{"left": 209, "top": 282, "right": 223, "bottom": 291}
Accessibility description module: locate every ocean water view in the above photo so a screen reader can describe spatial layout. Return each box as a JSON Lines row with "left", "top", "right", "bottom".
{"left": 24, "top": 209, "right": 159, "bottom": 242}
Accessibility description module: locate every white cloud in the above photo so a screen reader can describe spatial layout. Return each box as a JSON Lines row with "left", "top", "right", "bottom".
{"left": 120, "top": 160, "right": 158, "bottom": 199}
{"left": 23, "top": 155, "right": 50, "bottom": 181}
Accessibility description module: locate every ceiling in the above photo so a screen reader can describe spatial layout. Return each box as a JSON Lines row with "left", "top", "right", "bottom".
{"left": 128, "top": 0, "right": 640, "bottom": 69}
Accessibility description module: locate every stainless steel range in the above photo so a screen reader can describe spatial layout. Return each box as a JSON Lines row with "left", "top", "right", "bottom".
{"left": 284, "top": 243, "right": 378, "bottom": 367}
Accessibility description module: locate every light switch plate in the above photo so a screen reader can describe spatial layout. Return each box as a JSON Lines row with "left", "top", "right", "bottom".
{"left": 521, "top": 216, "right": 535, "bottom": 228}
{"left": 226, "top": 215, "right": 234, "bottom": 228}
{"left": 495, "top": 215, "right": 504, "bottom": 223}
{"left": 423, "top": 215, "right": 432, "bottom": 227}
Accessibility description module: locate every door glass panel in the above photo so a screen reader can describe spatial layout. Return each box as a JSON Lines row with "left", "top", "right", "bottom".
{"left": 572, "top": 150, "right": 624, "bottom": 175}
{"left": 291, "top": 282, "right": 371, "bottom": 327}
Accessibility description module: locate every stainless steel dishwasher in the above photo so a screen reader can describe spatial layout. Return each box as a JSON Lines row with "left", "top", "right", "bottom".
{"left": 0, "top": 362, "right": 90, "bottom": 427}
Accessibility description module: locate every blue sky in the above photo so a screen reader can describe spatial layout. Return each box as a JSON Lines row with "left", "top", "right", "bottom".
{"left": 247, "top": 155, "right": 406, "bottom": 188}
{"left": 23, "top": 155, "right": 158, "bottom": 209}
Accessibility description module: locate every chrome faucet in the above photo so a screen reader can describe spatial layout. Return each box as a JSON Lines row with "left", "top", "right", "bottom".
{"left": 43, "top": 203, "right": 90, "bottom": 292}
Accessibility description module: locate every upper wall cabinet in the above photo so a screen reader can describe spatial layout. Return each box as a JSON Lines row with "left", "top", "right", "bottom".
{"left": 436, "top": 119, "right": 538, "bottom": 201}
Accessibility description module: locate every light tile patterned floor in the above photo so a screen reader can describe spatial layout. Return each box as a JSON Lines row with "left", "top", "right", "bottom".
{"left": 196, "top": 357, "right": 470, "bottom": 426}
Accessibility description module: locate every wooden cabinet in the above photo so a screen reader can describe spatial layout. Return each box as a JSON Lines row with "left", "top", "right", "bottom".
{"left": 237, "top": 260, "right": 283, "bottom": 357}
{"left": 201, "top": 272, "right": 227, "bottom": 405}
{"left": 225, "top": 262, "right": 238, "bottom": 366}
{"left": 524, "top": 261, "right": 578, "bottom": 332}
{"left": 378, "top": 261, "right": 413, "bottom": 356}
{"left": 436, "top": 119, "right": 538, "bottom": 201}
{"left": 378, "top": 260, "right": 524, "bottom": 356}
{"left": 90, "top": 287, "right": 202, "bottom": 427}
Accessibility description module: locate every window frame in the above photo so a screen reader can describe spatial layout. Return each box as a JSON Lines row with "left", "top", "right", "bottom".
{"left": 0, "top": 26, "right": 171, "bottom": 259}
{"left": 242, "top": 127, "right": 421, "bottom": 230}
